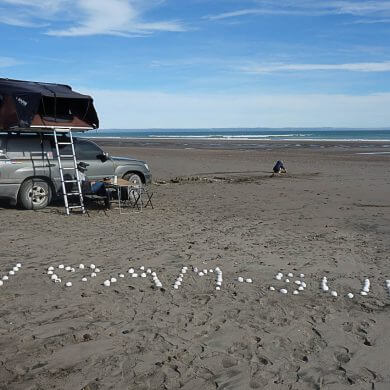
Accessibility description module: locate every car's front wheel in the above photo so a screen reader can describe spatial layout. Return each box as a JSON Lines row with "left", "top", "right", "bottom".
{"left": 18, "top": 178, "right": 52, "bottom": 210}
{"left": 123, "top": 172, "right": 143, "bottom": 186}
{"left": 122, "top": 172, "right": 143, "bottom": 203}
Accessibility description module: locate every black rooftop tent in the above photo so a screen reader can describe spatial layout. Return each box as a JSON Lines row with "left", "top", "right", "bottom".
{"left": 0, "top": 78, "right": 99, "bottom": 131}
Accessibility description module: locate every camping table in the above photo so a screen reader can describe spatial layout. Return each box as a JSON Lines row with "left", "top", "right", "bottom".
{"left": 103, "top": 178, "right": 153, "bottom": 214}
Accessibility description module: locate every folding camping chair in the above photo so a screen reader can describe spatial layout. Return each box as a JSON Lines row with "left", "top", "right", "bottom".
{"left": 128, "top": 185, "right": 154, "bottom": 211}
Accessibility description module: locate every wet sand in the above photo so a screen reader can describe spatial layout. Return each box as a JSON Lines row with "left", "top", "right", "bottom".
{"left": 0, "top": 139, "right": 389, "bottom": 389}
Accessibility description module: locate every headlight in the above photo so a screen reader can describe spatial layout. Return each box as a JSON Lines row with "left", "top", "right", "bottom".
{"left": 144, "top": 163, "right": 150, "bottom": 171}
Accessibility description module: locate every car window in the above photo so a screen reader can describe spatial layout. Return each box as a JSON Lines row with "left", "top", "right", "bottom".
{"left": 6, "top": 134, "right": 52, "bottom": 159}
{"left": 76, "top": 140, "right": 103, "bottom": 160}
{"left": 0, "top": 135, "right": 6, "bottom": 158}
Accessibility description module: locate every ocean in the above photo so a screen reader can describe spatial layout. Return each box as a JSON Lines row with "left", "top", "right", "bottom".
{"left": 83, "top": 128, "right": 390, "bottom": 142}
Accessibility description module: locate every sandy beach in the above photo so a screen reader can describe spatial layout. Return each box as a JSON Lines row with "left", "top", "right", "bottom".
{"left": 0, "top": 139, "right": 389, "bottom": 390}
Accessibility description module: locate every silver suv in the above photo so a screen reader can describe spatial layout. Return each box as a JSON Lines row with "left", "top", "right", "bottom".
{"left": 0, "top": 133, "right": 151, "bottom": 209}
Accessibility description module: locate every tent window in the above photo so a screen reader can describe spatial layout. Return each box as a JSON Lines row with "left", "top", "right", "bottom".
{"left": 39, "top": 97, "right": 79, "bottom": 122}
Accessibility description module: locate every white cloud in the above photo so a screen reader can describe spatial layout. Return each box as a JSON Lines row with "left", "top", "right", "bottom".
{"left": 241, "top": 61, "right": 390, "bottom": 73}
{"left": 81, "top": 88, "right": 390, "bottom": 128}
{"left": 0, "top": 0, "right": 186, "bottom": 36}
{"left": 205, "top": 1, "right": 390, "bottom": 21}
{"left": 0, "top": 56, "right": 21, "bottom": 67}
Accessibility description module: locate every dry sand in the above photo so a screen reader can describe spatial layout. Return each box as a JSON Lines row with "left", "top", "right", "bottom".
{"left": 0, "top": 139, "right": 389, "bottom": 390}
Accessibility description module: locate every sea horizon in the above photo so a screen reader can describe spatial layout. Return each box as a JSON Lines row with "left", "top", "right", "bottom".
{"left": 82, "top": 128, "right": 390, "bottom": 142}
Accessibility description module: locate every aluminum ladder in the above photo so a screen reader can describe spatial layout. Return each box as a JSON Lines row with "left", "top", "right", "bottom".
{"left": 53, "top": 129, "right": 85, "bottom": 215}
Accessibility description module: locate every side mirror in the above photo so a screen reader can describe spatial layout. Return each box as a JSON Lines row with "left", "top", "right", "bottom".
{"left": 97, "top": 152, "right": 109, "bottom": 162}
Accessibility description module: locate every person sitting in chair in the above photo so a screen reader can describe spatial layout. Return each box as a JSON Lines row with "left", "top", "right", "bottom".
{"left": 77, "top": 162, "right": 110, "bottom": 208}
{"left": 273, "top": 160, "right": 287, "bottom": 174}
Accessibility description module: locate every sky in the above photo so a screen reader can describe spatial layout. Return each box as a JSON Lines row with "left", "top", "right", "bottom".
{"left": 1, "top": 0, "right": 390, "bottom": 129}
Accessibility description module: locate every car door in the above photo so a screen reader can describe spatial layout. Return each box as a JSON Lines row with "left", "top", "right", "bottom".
{"left": 74, "top": 139, "right": 115, "bottom": 180}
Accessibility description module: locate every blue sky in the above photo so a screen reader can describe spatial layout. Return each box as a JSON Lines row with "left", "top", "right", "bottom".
{"left": 1, "top": 0, "right": 390, "bottom": 128}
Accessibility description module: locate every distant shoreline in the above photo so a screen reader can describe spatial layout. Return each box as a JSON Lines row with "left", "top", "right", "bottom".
{"left": 92, "top": 136, "right": 390, "bottom": 152}
{"left": 87, "top": 136, "right": 390, "bottom": 142}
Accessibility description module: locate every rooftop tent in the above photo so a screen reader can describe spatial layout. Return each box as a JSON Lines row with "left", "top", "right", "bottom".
{"left": 0, "top": 78, "right": 99, "bottom": 131}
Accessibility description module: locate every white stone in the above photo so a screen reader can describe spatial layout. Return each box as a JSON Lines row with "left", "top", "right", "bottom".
{"left": 79, "top": 264, "right": 85, "bottom": 269}
{"left": 0, "top": 280, "right": 3, "bottom": 286}
{"left": 293, "top": 290, "right": 299, "bottom": 295}
{"left": 71, "top": 268, "right": 75, "bottom": 272}
{"left": 177, "top": 277, "right": 183, "bottom": 282}
{"left": 276, "top": 275, "right": 283, "bottom": 280}
{"left": 58, "top": 264, "right": 65, "bottom": 269}
{"left": 132, "top": 273, "right": 138, "bottom": 278}
{"left": 193, "top": 267, "right": 198, "bottom": 273}
{"left": 216, "top": 286, "right": 221, "bottom": 291}
{"left": 128, "top": 268, "right": 134, "bottom": 273}
{"left": 331, "top": 291, "right": 338, "bottom": 297}
{"left": 269, "top": 286, "right": 275, "bottom": 291}
{"left": 82, "top": 277, "right": 88, "bottom": 282}
{"left": 216, "top": 281, "right": 222, "bottom": 286}
{"left": 140, "top": 266, "right": 145, "bottom": 270}
{"left": 301, "top": 282, "right": 307, "bottom": 288}
{"left": 285, "top": 279, "right": 290, "bottom": 283}
{"left": 147, "top": 269, "right": 152, "bottom": 273}
{"left": 8, "top": 270, "right": 15, "bottom": 276}
{"left": 175, "top": 281, "right": 181, "bottom": 286}
{"left": 48, "top": 266, "right": 54, "bottom": 271}
{"left": 94, "top": 268, "right": 100, "bottom": 273}
{"left": 300, "top": 273, "right": 305, "bottom": 278}
{"left": 65, "top": 266, "right": 72, "bottom": 271}
{"left": 110, "top": 277, "right": 117, "bottom": 283}
{"left": 65, "top": 282, "right": 72, "bottom": 287}
{"left": 103, "top": 280, "right": 110, "bottom": 287}
{"left": 90, "top": 264, "right": 96, "bottom": 270}
{"left": 54, "top": 278, "right": 61, "bottom": 283}
{"left": 91, "top": 272, "right": 97, "bottom": 278}
{"left": 2, "top": 275, "right": 9, "bottom": 281}
{"left": 238, "top": 276, "right": 244, "bottom": 282}
{"left": 362, "top": 286, "right": 370, "bottom": 293}
{"left": 173, "top": 284, "right": 179, "bottom": 289}
{"left": 203, "top": 269, "right": 208, "bottom": 274}
{"left": 322, "top": 285, "right": 329, "bottom": 292}
{"left": 119, "top": 274, "right": 125, "bottom": 278}
{"left": 141, "top": 273, "right": 147, "bottom": 278}
{"left": 198, "top": 272, "right": 204, "bottom": 277}
{"left": 280, "top": 288, "right": 288, "bottom": 294}
{"left": 209, "top": 269, "right": 214, "bottom": 273}
{"left": 16, "top": 263, "right": 21, "bottom": 268}
{"left": 288, "top": 273, "right": 293, "bottom": 277}
{"left": 51, "top": 274, "right": 58, "bottom": 280}
{"left": 47, "top": 270, "right": 53, "bottom": 275}
{"left": 151, "top": 272, "right": 157, "bottom": 277}
{"left": 360, "top": 291, "right": 368, "bottom": 296}
{"left": 347, "top": 293, "right": 354, "bottom": 299}
{"left": 245, "top": 278, "right": 253, "bottom": 283}
{"left": 298, "top": 286, "right": 304, "bottom": 291}
{"left": 295, "top": 280, "right": 301, "bottom": 285}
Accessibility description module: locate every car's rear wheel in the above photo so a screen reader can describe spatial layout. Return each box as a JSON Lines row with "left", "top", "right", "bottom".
{"left": 18, "top": 178, "right": 52, "bottom": 210}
